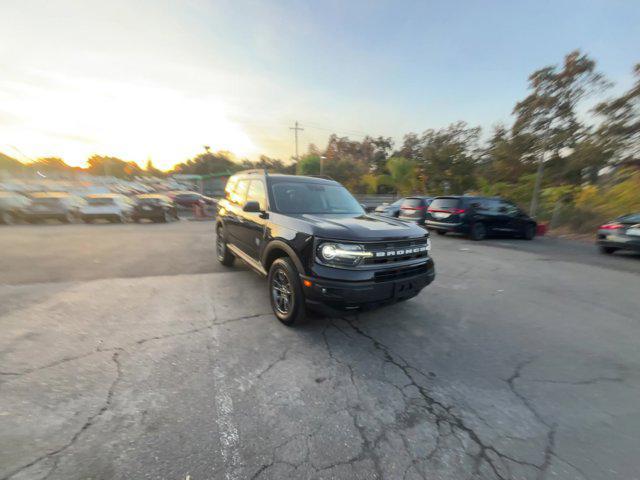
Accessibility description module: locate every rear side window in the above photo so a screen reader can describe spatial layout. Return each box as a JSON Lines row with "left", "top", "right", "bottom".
{"left": 246, "top": 180, "right": 267, "bottom": 210}
{"left": 429, "top": 198, "right": 460, "bottom": 210}
{"left": 231, "top": 180, "right": 249, "bottom": 205}
{"left": 401, "top": 198, "right": 425, "bottom": 208}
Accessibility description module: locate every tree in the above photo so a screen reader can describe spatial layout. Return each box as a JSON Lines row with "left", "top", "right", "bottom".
{"left": 377, "top": 157, "right": 419, "bottom": 195}
{"left": 595, "top": 63, "right": 640, "bottom": 164}
{"left": 419, "top": 122, "right": 481, "bottom": 194}
{"left": 513, "top": 50, "right": 609, "bottom": 156}
{"left": 296, "top": 155, "right": 321, "bottom": 175}
{"left": 86, "top": 155, "right": 142, "bottom": 178}
{"left": 145, "top": 159, "right": 164, "bottom": 177}
{"left": 172, "top": 150, "right": 237, "bottom": 175}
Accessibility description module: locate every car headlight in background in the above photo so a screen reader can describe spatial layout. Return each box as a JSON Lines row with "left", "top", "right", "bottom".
{"left": 316, "top": 242, "right": 373, "bottom": 267}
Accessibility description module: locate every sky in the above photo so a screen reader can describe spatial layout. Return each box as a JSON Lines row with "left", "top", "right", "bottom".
{"left": 0, "top": 0, "right": 638, "bottom": 170}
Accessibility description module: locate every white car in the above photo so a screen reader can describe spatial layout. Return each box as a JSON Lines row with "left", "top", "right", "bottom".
{"left": 81, "top": 194, "right": 136, "bottom": 223}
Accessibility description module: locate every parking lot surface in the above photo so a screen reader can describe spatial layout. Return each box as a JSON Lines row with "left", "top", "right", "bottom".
{"left": 1, "top": 222, "right": 639, "bottom": 480}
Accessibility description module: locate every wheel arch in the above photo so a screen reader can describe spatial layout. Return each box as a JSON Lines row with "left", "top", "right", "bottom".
{"left": 262, "top": 240, "right": 305, "bottom": 273}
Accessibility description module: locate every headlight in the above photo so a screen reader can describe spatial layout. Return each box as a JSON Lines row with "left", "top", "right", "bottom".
{"left": 316, "top": 242, "right": 373, "bottom": 267}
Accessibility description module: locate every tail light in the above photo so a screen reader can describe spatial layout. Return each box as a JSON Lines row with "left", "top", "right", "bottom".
{"left": 451, "top": 208, "right": 466, "bottom": 214}
{"left": 599, "top": 223, "right": 623, "bottom": 230}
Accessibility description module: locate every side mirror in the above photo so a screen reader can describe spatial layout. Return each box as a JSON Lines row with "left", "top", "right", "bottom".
{"left": 243, "top": 200, "right": 261, "bottom": 213}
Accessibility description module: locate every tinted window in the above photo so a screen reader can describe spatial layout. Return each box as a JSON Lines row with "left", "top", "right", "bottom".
{"left": 476, "top": 198, "right": 501, "bottom": 214}
{"left": 391, "top": 198, "right": 405, "bottom": 207}
{"left": 430, "top": 198, "right": 461, "bottom": 210}
{"left": 619, "top": 213, "right": 640, "bottom": 223}
{"left": 271, "top": 182, "right": 363, "bottom": 214}
{"left": 246, "top": 180, "right": 267, "bottom": 210}
{"left": 401, "top": 198, "right": 425, "bottom": 208}
{"left": 500, "top": 201, "right": 520, "bottom": 216}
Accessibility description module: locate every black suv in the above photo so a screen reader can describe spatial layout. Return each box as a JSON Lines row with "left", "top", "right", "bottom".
{"left": 215, "top": 171, "right": 435, "bottom": 325}
{"left": 425, "top": 196, "right": 537, "bottom": 240}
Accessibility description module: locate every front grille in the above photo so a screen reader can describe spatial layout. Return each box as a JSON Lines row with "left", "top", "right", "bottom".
{"left": 362, "top": 238, "right": 430, "bottom": 265}
{"left": 374, "top": 263, "right": 429, "bottom": 282}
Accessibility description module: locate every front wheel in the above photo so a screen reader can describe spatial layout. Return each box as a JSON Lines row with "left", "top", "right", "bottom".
{"left": 470, "top": 222, "right": 486, "bottom": 241}
{"left": 268, "top": 257, "right": 306, "bottom": 326}
{"left": 599, "top": 246, "right": 617, "bottom": 255}
{"left": 436, "top": 230, "right": 447, "bottom": 236}
{"left": 216, "top": 226, "right": 235, "bottom": 266}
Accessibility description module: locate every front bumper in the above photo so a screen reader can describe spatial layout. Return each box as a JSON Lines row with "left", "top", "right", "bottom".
{"left": 301, "top": 258, "right": 435, "bottom": 314}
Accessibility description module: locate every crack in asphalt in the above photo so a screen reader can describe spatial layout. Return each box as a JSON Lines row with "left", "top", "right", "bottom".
{"left": 0, "top": 313, "right": 267, "bottom": 378}
{"left": 1, "top": 351, "right": 123, "bottom": 480}
{"left": 1, "top": 311, "right": 266, "bottom": 480}
{"left": 335, "top": 315, "right": 552, "bottom": 480}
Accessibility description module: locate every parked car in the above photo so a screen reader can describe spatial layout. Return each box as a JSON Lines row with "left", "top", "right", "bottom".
{"left": 81, "top": 194, "right": 136, "bottom": 223}
{"left": 24, "top": 192, "right": 87, "bottom": 223}
{"left": 133, "top": 194, "right": 179, "bottom": 223}
{"left": 0, "top": 191, "right": 31, "bottom": 224}
{"left": 374, "top": 198, "right": 406, "bottom": 217}
{"left": 170, "top": 191, "right": 214, "bottom": 208}
{"left": 398, "top": 196, "right": 433, "bottom": 226}
{"left": 596, "top": 213, "right": 640, "bottom": 255}
{"left": 425, "top": 196, "right": 537, "bottom": 241}
{"left": 215, "top": 171, "right": 435, "bottom": 325}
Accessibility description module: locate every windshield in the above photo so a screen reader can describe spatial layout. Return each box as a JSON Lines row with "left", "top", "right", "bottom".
{"left": 271, "top": 182, "right": 364, "bottom": 214}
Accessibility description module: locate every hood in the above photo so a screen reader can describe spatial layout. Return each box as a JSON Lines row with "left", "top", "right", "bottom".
{"left": 291, "top": 213, "right": 427, "bottom": 241}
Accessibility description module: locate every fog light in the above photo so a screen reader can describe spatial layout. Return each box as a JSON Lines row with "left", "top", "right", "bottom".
{"left": 303, "top": 279, "right": 312, "bottom": 287}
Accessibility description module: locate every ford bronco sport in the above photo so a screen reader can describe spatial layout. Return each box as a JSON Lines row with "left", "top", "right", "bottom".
{"left": 215, "top": 171, "right": 436, "bottom": 325}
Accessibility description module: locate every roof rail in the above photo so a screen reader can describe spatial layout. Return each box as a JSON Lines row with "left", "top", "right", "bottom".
{"left": 305, "top": 174, "right": 334, "bottom": 181}
{"left": 238, "top": 169, "right": 269, "bottom": 176}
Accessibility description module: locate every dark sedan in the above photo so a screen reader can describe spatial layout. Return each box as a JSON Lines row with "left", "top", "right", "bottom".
{"left": 133, "top": 194, "right": 179, "bottom": 223}
{"left": 596, "top": 213, "right": 640, "bottom": 255}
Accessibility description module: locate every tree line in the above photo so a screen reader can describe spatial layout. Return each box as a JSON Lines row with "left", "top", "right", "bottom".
{"left": 2, "top": 50, "right": 638, "bottom": 230}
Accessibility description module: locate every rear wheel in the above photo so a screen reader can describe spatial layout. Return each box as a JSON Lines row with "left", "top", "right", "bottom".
{"left": 436, "top": 230, "right": 447, "bottom": 236}
{"left": 523, "top": 224, "right": 536, "bottom": 240}
{"left": 470, "top": 222, "right": 486, "bottom": 241}
{"left": 216, "top": 225, "right": 235, "bottom": 266}
{"left": 599, "top": 246, "right": 617, "bottom": 255}
{"left": 163, "top": 210, "right": 172, "bottom": 223}
{"left": 268, "top": 257, "right": 306, "bottom": 326}
{"left": 63, "top": 212, "right": 76, "bottom": 224}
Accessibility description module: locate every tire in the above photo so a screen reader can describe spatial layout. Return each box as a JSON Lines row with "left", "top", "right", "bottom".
{"left": 1, "top": 211, "right": 15, "bottom": 225}
{"left": 268, "top": 257, "right": 306, "bottom": 326}
{"left": 599, "top": 246, "right": 617, "bottom": 255}
{"left": 523, "top": 224, "right": 536, "bottom": 240}
{"left": 63, "top": 212, "right": 76, "bottom": 224}
{"left": 470, "top": 222, "right": 486, "bottom": 241}
{"left": 436, "top": 230, "right": 447, "bottom": 236}
{"left": 216, "top": 225, "right": 235, "bottom": 266}
{"left": 163, "top": 211, "right": 171, "bottom": 223}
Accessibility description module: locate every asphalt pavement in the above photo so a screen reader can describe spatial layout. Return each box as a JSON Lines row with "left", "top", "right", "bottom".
{"left": 1, "top": 222, "right": 639, "bottom": 480}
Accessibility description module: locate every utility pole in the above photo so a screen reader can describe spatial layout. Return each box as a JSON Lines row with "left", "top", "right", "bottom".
{"left": 289, "top": 121, "right": 304, "bottom": 161}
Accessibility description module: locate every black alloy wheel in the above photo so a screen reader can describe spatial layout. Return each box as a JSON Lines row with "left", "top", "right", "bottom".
{"left": 216, "top": 225, "right": 235, "bottom": 266}
{"left": 268, "top": 257, "right": 306, "bottom": 326}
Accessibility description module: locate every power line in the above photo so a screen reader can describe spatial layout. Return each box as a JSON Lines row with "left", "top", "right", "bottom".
{"left": 289, "top": 121, "right": 304, "bottom": 161}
